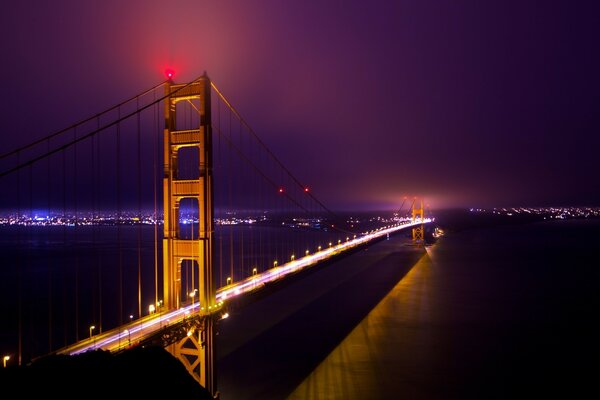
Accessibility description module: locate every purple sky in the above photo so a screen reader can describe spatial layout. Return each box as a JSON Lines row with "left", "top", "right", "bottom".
{"left": 1, "top": 0, "right": 598, "bottom": 209}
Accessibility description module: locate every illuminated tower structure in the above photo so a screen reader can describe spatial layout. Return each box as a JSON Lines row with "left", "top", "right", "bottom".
{"left": 412, "top": 197, "right": 425, "bottom": 243}
{"left": 162, "top": 73, "right": 216, "bottom": 394}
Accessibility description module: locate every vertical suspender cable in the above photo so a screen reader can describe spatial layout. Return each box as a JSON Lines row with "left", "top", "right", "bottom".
{"left": 61, "top": 150, "right": 66, "bottom": 347}
{"left": 96, "top": 117, "right": 103, "bottom": 333}
{"left": 27, "top": 164, "right": 32, "bottom": 357}
{"left": 258, "top": 136, "right": 263, "bottom": 272}
{"left": 117, "top": 107, "right": 123, "bottom": 325}
{"left": 153, "top": 88, "right": 159, "bottom": 307}
{"left": 228, "top": 109, "right": 233, "bottom": 283}
{"left": 17, "top": 152, "right": 22, "bottom": 365}
{"left": 73, "top": 127, "right": 79, "bottom": 342}
{"left": 91, "top": 121, "right": 98, "bottom": 333}
{"left": 137, "top": 96, "right": 142, "bottom": 320}
{"left": 217, "top": 96, "right": 223, "bottom": 288}
{"left": 47, "top": 138, "right": 52, "bottom": 352}
{"left": 249, "top": 126, "right": 255, "bottom": 271}
{"left": 280, "top": 167, "right": 284, "bottom": 263}
{"left": 236, "top": 122, "right": 241, "bottom": 279}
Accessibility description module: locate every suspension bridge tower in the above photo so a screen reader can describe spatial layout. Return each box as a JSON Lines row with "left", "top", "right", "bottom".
{"left": 163, "top": 73, "right": 216, "bottom": 394}
{"left": 412, "top": 197, "right": 425, "bottom": 244}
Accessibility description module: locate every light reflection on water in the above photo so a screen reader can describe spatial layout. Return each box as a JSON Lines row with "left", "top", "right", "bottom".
{"left": 288, "top": 250, "right": 435, "bottom": 399}
{"left": 288, "top": 220, "right": 600, "bottom": 399}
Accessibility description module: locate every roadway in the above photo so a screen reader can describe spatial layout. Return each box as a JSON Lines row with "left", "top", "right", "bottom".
{"left": 59, "top": 218, "right": 432, "bottom": 356}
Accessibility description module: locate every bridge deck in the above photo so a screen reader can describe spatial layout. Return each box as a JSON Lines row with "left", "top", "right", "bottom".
{"left": 58, "top": 219, "right": 431, "bottom": 356}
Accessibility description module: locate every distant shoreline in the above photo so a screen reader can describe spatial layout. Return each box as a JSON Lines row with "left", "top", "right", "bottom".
{"left": 433, "top": 207, "right": 600, "bottom": 233}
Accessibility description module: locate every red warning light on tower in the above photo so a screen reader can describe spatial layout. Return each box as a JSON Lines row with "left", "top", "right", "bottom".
{"left": 165, "top": 69, "right": 175, "bottom": 79}
{"left": 278, "top": 188, "right": 284, "bottom": 193}
{"left": 304, "top": 187, "right": 309, "bottom": 193}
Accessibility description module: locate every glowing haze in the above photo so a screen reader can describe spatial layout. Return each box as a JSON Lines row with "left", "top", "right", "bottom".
{"left": 1, "top": 1, "right": 598, "bottom": 209}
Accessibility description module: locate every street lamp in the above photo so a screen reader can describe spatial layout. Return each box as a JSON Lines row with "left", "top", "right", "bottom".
{"left": 273, "top": 260, "right": 278, "bottom": 267}
{"left": 148, "top": 304, "right": 155, "bottom": 314}
{"left": 291, "top": 254, "right": 295, "bottom": 261}
{"left": 3, "top": 355, "right": 9, "bottom": 368}
{"left": 89, "top": 325, "right": 95, "bottom": 340}
{"left": 305, "top": 250, "right": 309, "bottom": 256}
{"left": 252, "top": 267, "right": 258, "bottom": 288}
{"left": 226, "top": 276, "right": 231, "bottom": 285}
{"left": 189, "top": 289, "right": 197, "bottom": 305}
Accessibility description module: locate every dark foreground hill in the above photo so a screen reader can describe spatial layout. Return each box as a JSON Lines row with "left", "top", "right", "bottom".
{"left": 0, "top": 346, "right": 213, "bottom": 399}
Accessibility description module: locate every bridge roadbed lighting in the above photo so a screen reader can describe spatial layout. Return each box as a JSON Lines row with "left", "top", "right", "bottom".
{"left": 59, "top": 220, "right": 431, "bottom": 356}
{"left": 124, "top": 329, "right": 130, "bottom": 345}
{"left": 3, "top": 355, "right": 9, "bottom": 368}
{"left": 214, "top": 219, "right": 433, "bottom": 304}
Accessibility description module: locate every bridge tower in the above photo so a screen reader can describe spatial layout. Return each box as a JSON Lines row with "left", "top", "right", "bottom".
{"left": 162, "top": 73, "right": 216, "bottom": 395}
{"left": 412, "top": 197, "right": 425, "bottom": 243}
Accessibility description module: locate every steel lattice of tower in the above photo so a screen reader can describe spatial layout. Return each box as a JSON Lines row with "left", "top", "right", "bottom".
{"left": 162, "top": 73, "right": 216, "bottom": 394}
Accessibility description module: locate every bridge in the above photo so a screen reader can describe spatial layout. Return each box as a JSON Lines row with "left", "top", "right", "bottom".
{"left": 0, "top": 72, "right": 431, "bottom": 397}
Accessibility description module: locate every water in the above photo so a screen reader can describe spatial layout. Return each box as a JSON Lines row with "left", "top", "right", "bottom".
{"left": 3, "top": 218, "right": 598, "bottom": 398}
{"left": 0, "top": 224, "right": 158, "bottom": 359}
{"left": 0, "top": 222, "right": 350, "bottom": 361}
{"left": 217, "top": 219, "right": 600, "bottom": 399}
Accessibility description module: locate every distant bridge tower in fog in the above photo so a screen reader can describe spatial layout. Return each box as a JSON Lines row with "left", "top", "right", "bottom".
{"left": 412, "top": 197, "right": 425, "bottom": 243}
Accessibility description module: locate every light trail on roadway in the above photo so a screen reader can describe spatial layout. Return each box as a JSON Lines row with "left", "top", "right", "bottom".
{"left": 59, "top": 218, "right": 432, "bottom": 356}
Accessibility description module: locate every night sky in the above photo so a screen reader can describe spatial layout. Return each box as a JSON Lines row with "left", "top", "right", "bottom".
{"left": 1, "top": 0, "right": 598, "bottom": 210}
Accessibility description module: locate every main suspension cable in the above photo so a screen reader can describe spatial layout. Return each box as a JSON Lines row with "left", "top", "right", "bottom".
{"left": 0, "top": 81, "right": 168, "bottom": 160}
{"left": 0, "top": 76, "right": 207, "bottom": 178}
